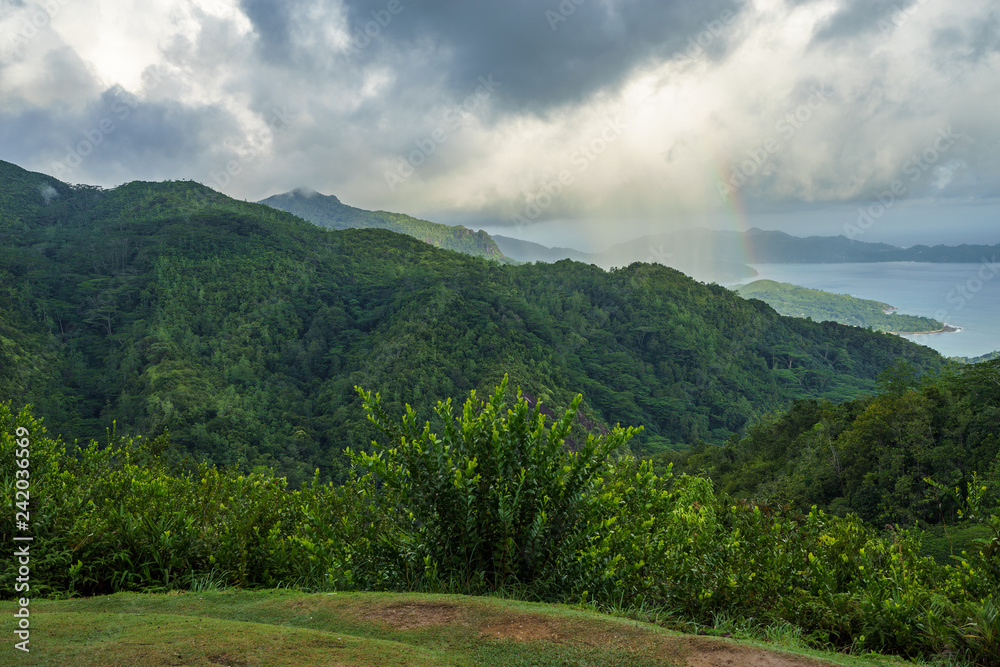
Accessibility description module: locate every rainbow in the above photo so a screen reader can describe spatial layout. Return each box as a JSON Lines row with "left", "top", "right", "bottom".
{"left": 711, "top": 156, "right": 756, "bottom": 267}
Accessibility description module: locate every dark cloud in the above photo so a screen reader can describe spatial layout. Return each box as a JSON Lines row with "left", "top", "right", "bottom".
{"left": 2, "top": 0, "right": 999, "bottom": 223}
{"left": 0, "top": 87, "right": 241, "bottom": 185}
{"left": 238, "top": 0, "right": 294, "bottom": 62}
{"left": 967, "top": 11, "right": 1000, "bottom": 61}
{"left": 811, "top": 0, "right": 919, "bottom": 43}
{"left": 240, "top": 0, "right": 749, "bottom": 115}
{"left": 932, "top": 9, "right": 1000, "bottom": 65}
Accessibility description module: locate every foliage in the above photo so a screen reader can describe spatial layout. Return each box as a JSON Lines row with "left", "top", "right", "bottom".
{"left": 952, "top": 350, "right": 1000, "bottom": 364}
{"left": 349, "top": 375, "right": 641, "bottom": 595}
{"left": 3, "top": 387, "right": 998, "bottom": 665}
{"left": 0, "top": 401, "right": 372, "bottom": 596}
{"left": 662, "top": 359, "right": 1000, "bottom": 529}
{"left": 3, "top": 368, "right": 1000, "bottom": 664}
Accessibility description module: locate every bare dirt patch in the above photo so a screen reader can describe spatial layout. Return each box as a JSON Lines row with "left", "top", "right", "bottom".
{"left": 364, "top": 602, "right": 459, "bottom": 630}
{"left": 207, "top": 655, "right": 250, "bottom": 667}
{"left": 679, "top": 637, "right": 833, "bottom": 667}
{"left": 479, "top": 616, "right": 561, "bottom": 642}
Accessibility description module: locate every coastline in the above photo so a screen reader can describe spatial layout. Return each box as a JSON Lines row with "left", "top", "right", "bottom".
{"left": 896, "top": 324, "right": 962, "bottom": 335}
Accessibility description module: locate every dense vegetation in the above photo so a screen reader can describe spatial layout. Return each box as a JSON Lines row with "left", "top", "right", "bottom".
{"left": 3, "top": 158, "right": 998, "bottom": 664}
{"left": 0, "top": 160, "right": 945, "bottom": 483}
{"left": 734, "top": 280, "right": 947, "bottom": 333}
{"left": 260, "top": 188, "right": 508, "bottom": 261}
{"left": 3, "top": 371, "right": 998, "bottom": 664}
{"left": 661, "top": 360, "right": 1000, "bottom": 534}
{"left": 954, "top": 351, "right": 1000, "bottom": 364}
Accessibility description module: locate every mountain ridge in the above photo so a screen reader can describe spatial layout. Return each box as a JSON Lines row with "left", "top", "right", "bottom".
{"left": 260, "top": 188, "right": 509, "bottom": 262}
{"left": 496, "top": 226, "right": 1000, "bottom": 268}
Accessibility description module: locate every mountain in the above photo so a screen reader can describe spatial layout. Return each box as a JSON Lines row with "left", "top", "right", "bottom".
{"left": 602, "top": 228, "right": 1000, "bottom": 266}
{"left": 260, "top": 188, "right": 508, "bottom": 261}
{"left": 494, "top": 226, "right": 999, "bottom": 284}
{"left": 734, "top": 280, "right": 950, "bottom": 334}
{"left": 0, "top": 159, "right": 945, "bottom": 484}
{"left": 951, "top": 350, "right": 1000, "bottom": 364}
{"left": 493, "top": 233, "right": 758, "bottom": 283}
{"left": 492, "top": 235, "right": 594, "bottom": 263}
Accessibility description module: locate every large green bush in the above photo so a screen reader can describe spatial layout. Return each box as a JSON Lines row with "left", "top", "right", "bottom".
{"left": 349, "top": 375, "right": 641, "bottom": 595}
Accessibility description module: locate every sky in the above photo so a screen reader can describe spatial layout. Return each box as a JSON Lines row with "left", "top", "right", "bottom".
{"left": 1, "top": 0, "right": 998, "bottom": 248}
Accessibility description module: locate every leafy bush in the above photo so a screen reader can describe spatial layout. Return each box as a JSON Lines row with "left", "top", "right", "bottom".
{"left": 348, "top": 375, "right": 641, "bottom": 596}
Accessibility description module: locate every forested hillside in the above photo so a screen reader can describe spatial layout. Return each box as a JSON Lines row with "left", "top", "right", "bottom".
{"left": 734, "top": 279, "right": 947, "bottom": 333}
{"left": 662, "top": 359, "right": 1000, "bottom": 529}
{"left": 0, "top": 160, "right": 945, "bottom": 483}
{"left": 260, "top": 188, "right": 508, "bottom": 261}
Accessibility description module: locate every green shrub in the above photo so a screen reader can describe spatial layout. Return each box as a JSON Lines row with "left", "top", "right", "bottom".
{"left": 348, "top": 375, "right": 641, "bottom": 596}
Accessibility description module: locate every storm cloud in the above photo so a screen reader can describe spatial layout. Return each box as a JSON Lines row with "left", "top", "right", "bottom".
{"left": 0, "top": 0, "right": 997, "bottom": 239}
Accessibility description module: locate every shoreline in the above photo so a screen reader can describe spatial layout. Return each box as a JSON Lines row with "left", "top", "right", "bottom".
{"left": 897, "top": 324, "right": 962, "bottom": 335}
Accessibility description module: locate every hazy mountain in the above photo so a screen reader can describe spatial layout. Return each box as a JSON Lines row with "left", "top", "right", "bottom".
{"left": 494, "top": 227, "right": 999, "bottom": 285}
{"left": 608, "top": 228, "right": 1000, "bottom": 265}
{"left": 260, "top": 189, "right": 508, "bottom": 262}
{"left": 493, "top": 232, "right": 758, "bottom": 283}
{"left": 491, "top": 235, "right": 594, "bottom": 263}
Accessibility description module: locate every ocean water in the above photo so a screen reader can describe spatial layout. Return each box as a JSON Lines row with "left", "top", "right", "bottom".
{"left": 734, "top": 262, "right": 1000, "bottom": 359}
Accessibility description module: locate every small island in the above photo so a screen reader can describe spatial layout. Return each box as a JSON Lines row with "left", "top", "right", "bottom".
{"left": 733, "top": 280, "right": 952, "bottom": 334}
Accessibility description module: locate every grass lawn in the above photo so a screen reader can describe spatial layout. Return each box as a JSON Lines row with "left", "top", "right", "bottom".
{"left": 2, "top": 590, "right": 913, "bottom": 666}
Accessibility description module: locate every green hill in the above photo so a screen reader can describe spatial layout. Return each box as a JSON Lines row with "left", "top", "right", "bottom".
{"left": 661, "top": 358, "right": 1000, "bottom": 530}
{"left": 734, "top": 280, "right": 948, "bottom": 333}
{"left": 260, "top": 188, "right": 510, "bottom": 262}
{"left": 0, "top": 159, "right": 945, "bottom": 483}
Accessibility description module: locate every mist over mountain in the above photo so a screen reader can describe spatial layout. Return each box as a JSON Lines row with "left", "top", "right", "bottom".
{"left": 260, "top": 188, "right": 508, "bottom": 262}
{"left": 491, "top": 236, "right": 594, "bottom": 264}
{"left": 496, "top": 227, "right": 1000, "bottom": 278}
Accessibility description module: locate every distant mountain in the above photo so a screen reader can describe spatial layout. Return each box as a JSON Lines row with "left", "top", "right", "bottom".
{"left": 950, "top": 350, "right": 1000, "bottom": 364}
{"left": 611, "top": 228, "right": 1000, "bottom": 265}
{"left": 493, "top": 233, "right": 758, "bottom": 283}
{"left": 260, "top": 189, "right": 508, "bottom": 262}
{"left": 492, "top": 235, "right": 594, "bottom": 263}
{"left": 494, "top": 227, "right": 1000, "bottom": 283}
